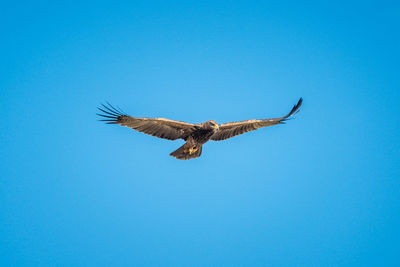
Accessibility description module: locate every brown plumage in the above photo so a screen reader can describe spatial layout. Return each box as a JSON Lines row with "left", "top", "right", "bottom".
{"left": 97, "top": 98, "right": 302, "bottom": 160}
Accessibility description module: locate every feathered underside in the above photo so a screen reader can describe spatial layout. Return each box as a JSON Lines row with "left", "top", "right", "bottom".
{"left": 97, "top": 103, "right": 197, "bottom": 140}
{"left": 210, "top": 97, "right": 303, "bottom": 141}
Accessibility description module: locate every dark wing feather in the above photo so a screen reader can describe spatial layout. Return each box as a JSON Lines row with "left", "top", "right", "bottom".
{"left": 211, "top": 98, "right": 303, "bottom": 141}
{"left": 97, "top": 103, "right": 197, "bottom": 140}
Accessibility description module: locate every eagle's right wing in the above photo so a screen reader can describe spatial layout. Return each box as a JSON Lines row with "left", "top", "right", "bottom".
{"left": 97, "top": 103, "right": 198, "bottom": 140}
{"left": 211, "top": 98, "right": 302, "bottom": 141}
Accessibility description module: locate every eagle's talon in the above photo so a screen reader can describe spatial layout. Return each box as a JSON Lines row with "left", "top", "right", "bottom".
{"left": 189, "top": 147, "right": 198, "bottom": 154}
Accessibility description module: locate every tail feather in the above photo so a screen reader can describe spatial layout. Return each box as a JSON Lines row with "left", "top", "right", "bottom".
{"left": 170, "top": 144, "right": 202, "bottom": 160}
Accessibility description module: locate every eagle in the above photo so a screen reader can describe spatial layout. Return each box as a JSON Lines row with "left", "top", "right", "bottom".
{"left": 97, "top": 98, "right": 302, "bottom": 160}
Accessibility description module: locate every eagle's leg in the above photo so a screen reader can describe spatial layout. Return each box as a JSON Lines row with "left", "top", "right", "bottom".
{"left": 188, "top": 146, "right": 199, "bottom": 155}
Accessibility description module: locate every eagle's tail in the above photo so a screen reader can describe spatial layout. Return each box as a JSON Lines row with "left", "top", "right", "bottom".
{"left": 170, "top": 144, "right": 202, "bottom": 160}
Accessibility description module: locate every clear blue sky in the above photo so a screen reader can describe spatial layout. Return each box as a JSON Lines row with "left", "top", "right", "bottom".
{"left": 1, "top": 1, "right": 399, "bottom": 266}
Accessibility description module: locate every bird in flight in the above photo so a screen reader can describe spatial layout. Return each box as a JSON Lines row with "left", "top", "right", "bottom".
{"left": 97, "top": 98, "right": 302, "bottom": 160}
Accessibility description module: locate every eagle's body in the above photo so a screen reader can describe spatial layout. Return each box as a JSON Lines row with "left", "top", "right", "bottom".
{"left": 97, "top": 98, "right": 302, "bottom": 160}
{"left": 169, "top": 120, "right": 219, "bottom": 159}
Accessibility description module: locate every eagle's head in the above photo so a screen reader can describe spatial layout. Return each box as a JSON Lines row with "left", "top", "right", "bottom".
{"left": 204, "top": 120, "right": 219, "bottom": 131}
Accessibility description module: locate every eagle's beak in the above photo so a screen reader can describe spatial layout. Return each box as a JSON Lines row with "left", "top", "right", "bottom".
{"left": 213, "top": 124, "right": 219, "bottom": 130}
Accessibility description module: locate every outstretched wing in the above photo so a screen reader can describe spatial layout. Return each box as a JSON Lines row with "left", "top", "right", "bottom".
{"left": 211, "top": 98, "right": 303, "bottom": 141}
{"left": 97, "top": 103, "right": 197, "bottom": 140}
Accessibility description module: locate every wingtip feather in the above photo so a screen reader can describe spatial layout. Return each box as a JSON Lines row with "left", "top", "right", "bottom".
{"left": 281, "top": 97, "right": 303, "bottom": 122}
{"left": 97, "top": 102, "right": 127, "bottom": 124}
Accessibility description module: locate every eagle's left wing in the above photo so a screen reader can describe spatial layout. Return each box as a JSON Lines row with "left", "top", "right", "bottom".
{"left": 211, "top": 98, "right": 302, "bottom": 141}
{"left": 97, "top": 103, "right": 198, "bottom": 140}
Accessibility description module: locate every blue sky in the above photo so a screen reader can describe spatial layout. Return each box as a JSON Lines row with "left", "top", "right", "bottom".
{"left": 1, "top": 1, "right": 399, "bottom": 266}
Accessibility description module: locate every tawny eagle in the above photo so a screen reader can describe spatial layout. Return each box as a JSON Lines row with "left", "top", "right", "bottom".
{"left": 97, "top": 98, "right": 302, "bottom": 160}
